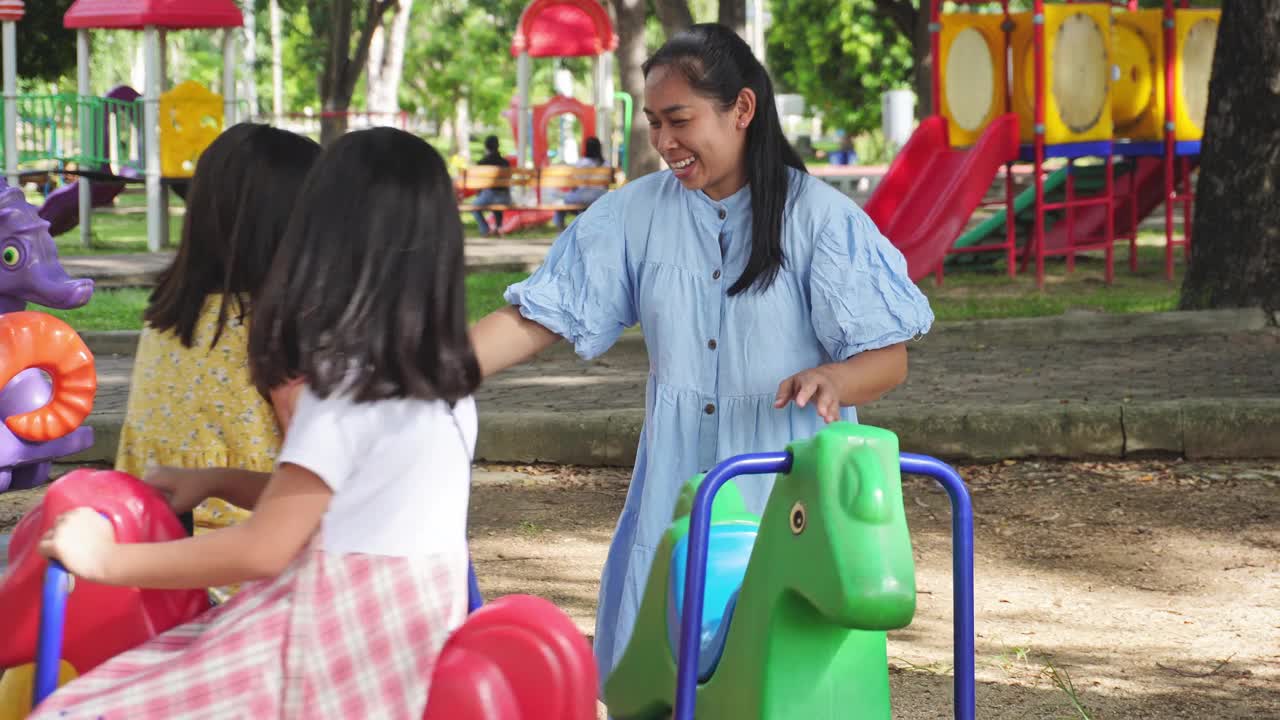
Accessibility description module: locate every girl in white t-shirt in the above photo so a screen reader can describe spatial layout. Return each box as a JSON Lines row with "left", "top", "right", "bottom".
{"left": 34, "top": 127, "right": 480, "bottom": 719}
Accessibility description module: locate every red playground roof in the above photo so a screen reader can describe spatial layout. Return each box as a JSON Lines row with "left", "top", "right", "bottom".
{"left": 64, "top": 0, "right": 243, "bottom": 30}
{"left": 512, "top": 0, "right": 617, "bottom": 58}
{"left": 0, "top": 1, "right": 24, "bottom": 24}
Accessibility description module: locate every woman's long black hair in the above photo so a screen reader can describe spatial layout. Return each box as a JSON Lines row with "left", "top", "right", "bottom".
{"left": 643, "top": 23, "right": 807, "bottom": 295}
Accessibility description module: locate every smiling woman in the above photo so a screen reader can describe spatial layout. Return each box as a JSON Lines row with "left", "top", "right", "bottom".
{"left": 641, "top": 29, "right": 805, "bottom": 296}
{"left": 461, "top": 23, "right": 938, "bottom": 702}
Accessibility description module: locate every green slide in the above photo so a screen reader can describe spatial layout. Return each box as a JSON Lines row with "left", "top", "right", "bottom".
{"left": 948, "top": 162, "right": 1128, "bottom": 266}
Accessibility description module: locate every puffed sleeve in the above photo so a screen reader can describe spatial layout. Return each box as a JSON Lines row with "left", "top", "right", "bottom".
{"left": 809, "top": 206, "right": 934, "bottom": 359}
{"left": 503, "top": 191, "right": 637, "bottom": 360}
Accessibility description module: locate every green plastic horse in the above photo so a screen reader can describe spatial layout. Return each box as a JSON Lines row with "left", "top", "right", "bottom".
{"left": 604, "top": 422, "right": 917, "bottom": 719}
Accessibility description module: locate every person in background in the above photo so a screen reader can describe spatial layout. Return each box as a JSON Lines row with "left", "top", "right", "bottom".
{"left": 553, "top": 136, "right": 609, "bottom": 230}
{"left": 472, "top": 135, "right": 513, "bottom": 236}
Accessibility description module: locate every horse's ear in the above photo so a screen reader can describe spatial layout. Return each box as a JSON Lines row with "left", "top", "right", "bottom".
{"left": 845, "top": 439, "right": 898, "bottom": 525}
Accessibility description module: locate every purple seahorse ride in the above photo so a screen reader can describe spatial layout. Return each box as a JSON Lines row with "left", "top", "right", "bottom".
{"left": 0, "top": 180, "right": 96, "bottom": 492}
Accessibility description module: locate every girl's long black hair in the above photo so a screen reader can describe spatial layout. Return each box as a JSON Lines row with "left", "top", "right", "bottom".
{"left": 643, "top": 23, "right": 807, "bottom": 295}
{"left": 145, "top": 123, "right": 320, "bottom": 348}
{"left": 249, "top": 127, "right": 480, "bottom": 405}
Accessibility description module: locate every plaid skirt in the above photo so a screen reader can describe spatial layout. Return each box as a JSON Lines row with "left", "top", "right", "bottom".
{"left": 29, "top": 542, "right": 466, "bottom": 719}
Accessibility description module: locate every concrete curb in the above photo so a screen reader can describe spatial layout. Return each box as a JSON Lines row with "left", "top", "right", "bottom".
{"left": 472, "top": 398, "right": 1280, "bottom": 463}
{"left": 922, "top": 307, "right": 1273, "bottom": 347}
{"left": 66, "top": 399, "right": 1280, "bottom": 468}
{"left": 77, "top": 307, "right": 1274, "bottom": 359}
{"left": 82, "top": 331, "right": 142, "bottom": 357}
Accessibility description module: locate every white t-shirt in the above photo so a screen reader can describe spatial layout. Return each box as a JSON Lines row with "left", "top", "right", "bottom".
{"left": 276, "top": 386, "right": 476, "bottom": 561}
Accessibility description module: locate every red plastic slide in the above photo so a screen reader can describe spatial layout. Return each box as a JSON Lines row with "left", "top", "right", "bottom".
{"left": 1041, "top": 156, "right": 1194, "bottom": 252}
{"left": 864, "top": 114, "right": 1021, "bottom": 281}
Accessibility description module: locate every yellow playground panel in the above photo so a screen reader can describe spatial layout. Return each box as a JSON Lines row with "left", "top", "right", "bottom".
{"left": 938, "top": 12, "right": 1009, "bottom": 148}
{"left": 159, "top": 80, "right": 224, "bottom": 178}
{"left": 1111, "top": 7, "right": 1219, "bottom": 142}
{"left": 937, "top": 3, "right": 1219, "bottom": 148}
{"left": 1010, "top": 3, "right": 1113, "bottom": 146}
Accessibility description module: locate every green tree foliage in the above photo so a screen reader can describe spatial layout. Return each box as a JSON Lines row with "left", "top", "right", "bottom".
{"left": 11, "top": 0, "right": 76, "bottom": 83}
{"left": 241, "top": 1, "right": 324, "bottom": 113}
{"left": 401, "top": 0, "right": 592, "bottom": 138}
{"left": 767, "top": 0, "right": 914, "bottom": 134}
{"left": 401, "top": 0, "right": 523, "bottom": 130}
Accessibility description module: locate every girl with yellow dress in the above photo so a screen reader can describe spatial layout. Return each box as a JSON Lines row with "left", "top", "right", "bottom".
{"left": 114, "top": 123, "right": 320, "bottom": 600}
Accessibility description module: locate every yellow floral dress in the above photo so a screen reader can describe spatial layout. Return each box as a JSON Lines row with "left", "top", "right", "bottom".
{"left": 116, "top": 294, "right": 281, "bottom": 600}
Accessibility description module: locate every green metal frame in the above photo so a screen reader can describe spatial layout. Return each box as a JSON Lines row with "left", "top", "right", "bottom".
{"left": 0, "top": 94, "right": 144, "bottom": 173}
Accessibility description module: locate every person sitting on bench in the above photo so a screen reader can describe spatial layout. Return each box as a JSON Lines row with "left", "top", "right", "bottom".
{"left": 552, "top": 136, "right": 608, "bottom": 230}
{"left": 472, "top": 135, "right": 512, "bottom": 236}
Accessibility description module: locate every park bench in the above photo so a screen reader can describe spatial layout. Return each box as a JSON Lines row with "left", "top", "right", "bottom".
{"left": 456, "top": 164, "right": 616, "bottom": 213}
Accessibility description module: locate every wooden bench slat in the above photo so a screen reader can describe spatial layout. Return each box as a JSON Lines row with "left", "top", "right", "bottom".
{"left": 456, "top": 165, "right": 617, "bottom": 216}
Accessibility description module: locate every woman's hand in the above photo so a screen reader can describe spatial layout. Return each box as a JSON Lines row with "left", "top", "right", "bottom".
{"left": 38, "top": 508, "right": 117, "bottom": 583}
{"left": 773, "top": 344, "right": 911, "bottom": 424}
{"left": 774, "top": 365, "right": 843, "bottom": 423}
{"left": 143, "top": 466, "right": 216, "bottom": 514}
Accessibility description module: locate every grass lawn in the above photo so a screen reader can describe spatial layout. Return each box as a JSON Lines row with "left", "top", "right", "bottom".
{"left": 54, "top": 245, "right": 1183, "bottom": 333}
{"left": 36, "top": 187, "right": 1186, "bottom": 333}
{"left": 45, "top": 189, "right": 558, "bottom": 257}
{"left": 50, "top": 274, "right": 535, "bottom": 332}
{"left": 923, "top": 242, "right": 1184, "bottom": 321}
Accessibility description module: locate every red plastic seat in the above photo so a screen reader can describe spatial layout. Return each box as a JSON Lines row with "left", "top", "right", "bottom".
{"left": 0, "top": 469, "right": 210, "bottom": 673}
{"left": 423, "top": 594, "right": 597, "bottom": 720}
{"left": 1, "top": 469, "right": 599, "bottom": 717}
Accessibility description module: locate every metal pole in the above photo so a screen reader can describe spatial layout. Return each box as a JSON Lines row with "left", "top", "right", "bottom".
{"left": 270, "top": 0, "right": 283, "bottom": 125}
{"left": 144, "top": 26, "right": 164, "bottom": 252}
{"left": 1033, "top": 1, "right": 1046, "bottom": 289}
{"left": 516, "top": 52, "right": 531, "bottom": 169}
{"left": 929, "top": 0, "right": 941, "bottom": 123}
{"left": 598, "top": 52, "right": 614, "bottom": 168}
{"left": 2, "top": 20, "right": 18, "bottom": 188}
{"left": 899, "top": 453, "right": 976, "bottom": 720}
{"left": 77, "top": 30, "right": 92, "bottom": 249}
{"left": 222, "top": 28, "right": 238, "bottom": 125}
{"left": 1163, "top": 0, "right": 1177, "bottom": 281}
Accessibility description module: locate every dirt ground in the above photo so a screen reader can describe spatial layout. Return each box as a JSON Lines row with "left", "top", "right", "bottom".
{"left": 3, "top": 457, "right": 1278, "bottom": 719}
{"left": 463, "top": 458, "right": 1280, "bottom": 719}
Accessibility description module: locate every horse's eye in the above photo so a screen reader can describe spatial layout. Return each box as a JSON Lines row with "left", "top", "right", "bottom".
{"left": 789, "top": 501, "right": 807, "bottom": 535}
{"left": 1, "top": 246, "right": 20, "bottom": 267}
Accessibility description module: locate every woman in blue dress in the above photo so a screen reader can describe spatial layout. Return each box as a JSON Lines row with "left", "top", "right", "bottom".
{"left": 469, "top": 23, "right": 935, "bottom": 694}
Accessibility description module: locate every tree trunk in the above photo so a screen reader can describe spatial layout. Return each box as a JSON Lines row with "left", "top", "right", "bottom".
{"left": 270, "top": 0, "right": 284, "bottom": 123}
{"left": 654, "top": 0, "right": 693, "bottom": 38}
{"left": 453, "top": 97, "right": 471, "bottom": 162}
{"left": 718, "top": 0, "right": 746, "bottom": 39}
{"left": 612, "top": 0, "right": 662, "bottom": 178}
{"left": 315, "top": 0, "right": 397, "bottom": 146}
{"left": 1179, "top": 0, "right": 1280, "bottom": 314}
{"left": 873, "top": 0, "right": 928, "bottom": 118}
{"left": 912, "top": 2, "right": 932, "bottom": 118}
{"left": 367, "top": 0, "right": 414, "bottom": 119}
